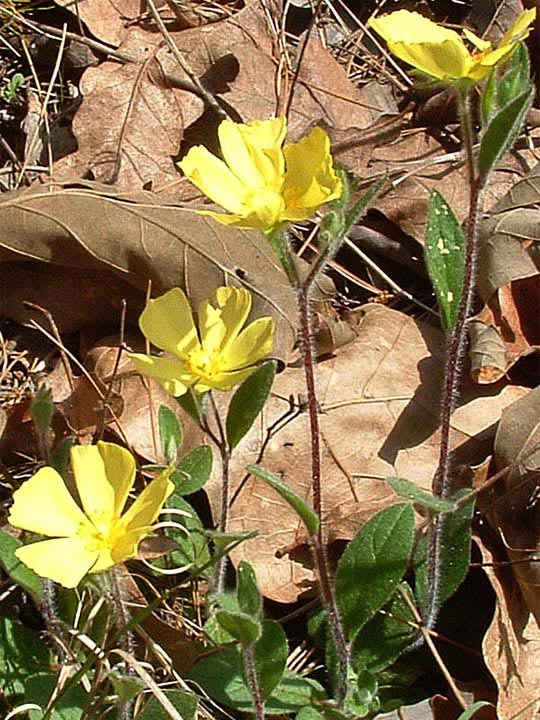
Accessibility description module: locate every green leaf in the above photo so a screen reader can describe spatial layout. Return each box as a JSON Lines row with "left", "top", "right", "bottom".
{"left": 425, "top": 191, "right": 465, "bottom": 331}
{"left": 351, "top": 583, "right": 416, "bottom": 674}
{"left": 108, "top": 670, "right": 145, "bottom": 705}
{"left": 343, "top": 175, "right": 387, "bottom": 236}
{"left": 335, "top": 504, "right": 415, "bottom": 641}
{"left": 0, "top": 530, "right": 43, "bottom": 600}
{"left": 176, "top": 389, "right": 207, "bottom": 426}
{"left": 226, "top": 362, "right": 276, "bottom": 449}
{"left": 254, "top": 620, "right": 288, "bottom": 700}
{"left": 137, "top": 690, "right": 199, "bottom": 720}
{"left": 172, "top": 445, "right": 212, "bottom": 495}
{"left": 387, "top": 476, "right": 456, "bottom": 513}
{"left": 50, "top": 436, "right": 76, "bottom": 476}
{"left": 215, "top": 610, "right": 262, "bottom": 646}
{"left": 248, "top": 464, "right": 319, "bottom": 536}
{"left": 415, "top": 490, "right": 475, "bottom": 606}
{"left": 188, "top": 648, "right": 326, "bottom": 714}
{"left": 158, "top": 405, "right": 183, "bottom": 464}
{"left": 31, "top": 385, "right": 54, "bottom": 435}
{"left": 26, "top": 671, "right": 87, "bottom": 719}
{"left": 160, "top": 496, "right": 210, "bottom": 572}
{"left": 237, "top": 561, "right": 262, "bottom": 618}
{"left": 0, "top": 618, "right": 51, "bottom": 696}
{"left": 479, "top": 87, "right": 533, "bottom": 178}
{"left": 456, "top": 701, "right": 494, "bottom": 720}
{"left": 296, "top": 709, "right": 326, "bottom": 720}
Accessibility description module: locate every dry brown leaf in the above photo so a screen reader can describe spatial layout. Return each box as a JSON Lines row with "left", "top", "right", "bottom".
{"left": 54, "top": 27, "right": 203, "bottom": 191}
{"left": 470, "top": 164, "right": 540, "bottom": 383}
{"left": 55, "top": 0, "right": 146, "bottom": 46}
{"left": 206, "top": 304, "right": 525, "bottom": 602}
{"left": 0, "top": 181, "right": 297, "bottom": 364}
{"left": 55, "top": 0, "right": 388, "bottom": 193}
{"left": 478, "top": 536, "right": 540, "bottom": 719}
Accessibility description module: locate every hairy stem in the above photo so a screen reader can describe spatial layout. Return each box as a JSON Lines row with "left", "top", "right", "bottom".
{"left": 207, "top": 393, "right": 231, "bottom": 593}
{"left": 297, "top": 283, "right": 349, "bottom": 704}
{"left": 422, "top": 90, "right": 485, "bottom": 633}
{"left": 243, "top": 644, "right": 265, "bottom": 720}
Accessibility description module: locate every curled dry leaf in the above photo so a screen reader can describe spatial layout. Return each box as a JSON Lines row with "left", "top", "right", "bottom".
{"left": 207, "top": 304, "right": 525, "bottom": 603}
{"left": 482, "top": 386, "right": 540, "bottom": 622}
{"left": 0, "top": 181, "right": 297, "bottom": 365}
{"left": 477, "top": 536, "right": 540, "bottom": 719}
{"left": 470, "top": 163, "right": 540, "bottom": 383}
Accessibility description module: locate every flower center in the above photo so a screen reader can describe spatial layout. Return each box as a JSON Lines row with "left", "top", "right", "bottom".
{"left": 185, "top": 347, "right": 224, "bottom": 382}
{"left": 77, "top": 511, "right": 120, "bottom": 553}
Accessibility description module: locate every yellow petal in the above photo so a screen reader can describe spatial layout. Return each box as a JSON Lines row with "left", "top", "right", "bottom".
{"left": 215, "top": 287, "right": 252, "bottom": 352}
{"left": 119, "top": 471, "right": 174, "bottom": 533}
{"left": 97, "top": 442, "right": 136, "bottom": 516}
{"left": 179, "top": 145, "right": 248, "bottom": 214}
{"left": 129, "top": 353, "right": 195, "bottom": 397}
{"left": 282, "top": 127, "right": 342, "bottom": 218}
{"left": 197, "top": 298, "right": 227, "bottom": 355}
{"left": 370, "top": 10, "right": 463, "bottom": 46}
{"left": 9, "top": 467, "right": 88, "bottom": 537}
{"left": 71, "top": 444, "right": 115, "bottom": 524}
{"left": 218, "top": 121, "right": 269, "bottom": 190}
{"left": 110, "top": 527, "right": 151, "bottom": 566}
{"left": 462, "top": 28, "right": 491, "bottom": 52}
{"left": 15, "top": 538, "right": 98, "bottom": 588}
{"left": 499, "top": 8, "right": 536, "bottom": 48}
{"left": 370, "top": 11, "right": 472, "bottom": 79}
{"left": 139, "top": 288, "right": 199, "bottom": 357}
{"left": 221, "top": 317, "right": 275, "bottom": 370}
{"left": 220, "top": 117, "right": 287, "bottom": 191}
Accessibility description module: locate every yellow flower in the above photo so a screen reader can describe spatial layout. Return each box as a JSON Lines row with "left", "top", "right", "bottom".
{"left": 8, "top": 442, "right": 174, "bottom": 588}
{"left": 178, "top": 116, "right": 343, "bottom": 233}
{"left": 129, "top": 286, "right": 275, "bottom": 396}
{"left": 369, "top": 8, "right": 536, "bottom": 83}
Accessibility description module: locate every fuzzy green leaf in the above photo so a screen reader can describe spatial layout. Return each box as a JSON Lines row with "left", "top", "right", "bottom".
{"left": 387, "top": 476, "right": 456, "bottom": 513}
{"left": 0, "top": 618, "right": 51, "bottom": 696}
{"left": 248, "top": 464, "right": 319, "bottom": 536}
{"left": 188, "top": 648, "right": 326, "bottom": 714}
{"left": 335, "top": 504, "right": 415, "bottom": 641}
{"left": 415, "top": 490, "right": 475, "bottom": 606}
{"left": 237, "top": 561, "right": 262, "bottom": 618}
{"left": 351, "top": 583, "right": 416, "bottom": 674}
{"left": 138, "top": 690, "right": 199, "bottom": 720}
{"left": 479, "top": 87, "right": 533, "bottom": 178}
{"left": 172, "top": 445, "right": 212, "bottom": 495}
{"left": 0, "top": 530, "right": 43, "bottom": 600}
{"left": 425, "top": 191, "right": 465, "bottom": 331}
{"left": 456, "top": 702, "right": 494, "bottom": 720}
{"left": 254, "top": 620, "right": 288, "bottom": 700}
{"left": 31, "top": 385, "right": 54, "bottom": 435}
{"left": 158, "top": 405, "right": 183, "bottom": 464}
{"left": 226, "top": 362, "right": 276, "bottom": 449}
{"left": 215, "top": 610, "right": 262, "bottom": 646}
